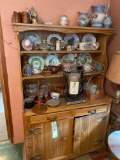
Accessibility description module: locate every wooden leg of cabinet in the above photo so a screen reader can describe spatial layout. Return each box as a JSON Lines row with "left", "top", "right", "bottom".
{"left": 23, "top": 144, "right": 26, "bottom": 160}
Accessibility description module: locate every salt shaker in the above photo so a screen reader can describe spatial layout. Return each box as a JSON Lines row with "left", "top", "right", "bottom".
{"left": 56, "top": 40, "right": 61, "bottom": 51}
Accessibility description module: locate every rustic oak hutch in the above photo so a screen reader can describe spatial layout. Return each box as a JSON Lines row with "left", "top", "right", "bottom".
{"left": 12, "top": 23, "right": 113, "bottom": 160}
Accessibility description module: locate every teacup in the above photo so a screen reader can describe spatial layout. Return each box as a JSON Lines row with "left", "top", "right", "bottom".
{"left": 83, "top": 64, "right": 94, "bottom": 72}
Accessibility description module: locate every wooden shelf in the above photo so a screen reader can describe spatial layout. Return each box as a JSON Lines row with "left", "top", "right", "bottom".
{"left": 22, "top": 71, "right": 64, "bottom": 80}
{"left": 12, "top": 23, "right": 114, "bottom": 35}
{"left": 20, "top": 50, "right": 103, "bottom": 55}
{"left": 22, "top": 71, "right": 104, "bottom": 80}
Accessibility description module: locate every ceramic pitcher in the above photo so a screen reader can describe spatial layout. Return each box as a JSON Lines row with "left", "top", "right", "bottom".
{"left": 78, "top": 12, "right": 91, "bottom": 27}
{"left": 91, "top": 3, "right": 109, "bottom": 27}
{"left": 103, "top": 16, "right": 112, "bottom": 28}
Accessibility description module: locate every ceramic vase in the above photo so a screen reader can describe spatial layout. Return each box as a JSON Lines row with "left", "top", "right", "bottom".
{"left": 78, "top": 12, "right": 91, "bottom": 27}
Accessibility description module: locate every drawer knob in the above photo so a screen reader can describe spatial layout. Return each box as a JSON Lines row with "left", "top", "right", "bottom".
{"left": 63, "top": 137, "right": 67, "bottom": 141}
{"left": 75, "top": 137, "right": 80, "bottom": 141}
{"left": 47, "top": 116, "right": 57, "bottom": 121}
{"left": 88, "top": 109, "right": 96, "bottom": 114}
{"left": 28, "top": 127, "right": 42, "bottom": 135}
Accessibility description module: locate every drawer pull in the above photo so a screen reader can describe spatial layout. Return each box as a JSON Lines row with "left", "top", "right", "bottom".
{"left": 28, "top": 127, "right": 42, "bottom": 135}
{"left": 47, "top": 116, "right": 57, "bottom": 122}
{"left": 88, "top": 109, "right": 96, "bottom": 114}
{"left": 94, "top": 138, "right": 103, "bottom": 144}
{"left": 31, "top": 153, "right": 43, "bottom": 160}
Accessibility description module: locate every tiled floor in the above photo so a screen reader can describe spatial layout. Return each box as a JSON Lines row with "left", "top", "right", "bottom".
{"left": 0, "top": 114, "right": 8, "bottom": 141}
{"left": 0, "top": 142, "right": 22, "bottom": 160}
{"left": 0, "top": 142, "right": 114, "bottom": 160}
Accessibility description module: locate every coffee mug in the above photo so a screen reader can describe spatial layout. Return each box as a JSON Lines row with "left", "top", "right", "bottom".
{"left": 89, "top": 84, "right": 97, "bottom": 95}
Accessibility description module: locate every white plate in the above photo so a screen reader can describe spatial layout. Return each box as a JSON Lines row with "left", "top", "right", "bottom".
{"left": 82, "top": 34, "right": 96, "bottom": 43}
{"left": 47, "top": 34, "right": 62, "bottom": 45}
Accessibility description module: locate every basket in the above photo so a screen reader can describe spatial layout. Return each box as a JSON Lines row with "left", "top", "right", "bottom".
{"left": 85, "top": 75, "right": 105, "bottom": 100}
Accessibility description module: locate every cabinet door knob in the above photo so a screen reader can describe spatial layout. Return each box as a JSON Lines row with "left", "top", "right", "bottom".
{"left": 88, "top": 109, "right": 96, "bottom": 114}
{"left": 47, "top": 116, "right": 57, "bottom": 122}
{"left": 75, "top": 137, "right": 80, "bottom": 141}
{"left": 63, "top": 137, "right": 67, "bottom": 141}
{"left": 28, "top": 127, "right": 42, "bottom": 135}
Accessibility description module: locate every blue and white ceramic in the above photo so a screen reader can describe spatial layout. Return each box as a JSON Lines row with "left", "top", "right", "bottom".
{"left": 64, "top": 34, "right": 80, "bottom": 50}
{"left": 78, "top": 12, "right": 91, "bottom": 27}
{"left": 91, "top": 4, "right": 109, "bottom": 27}
{"left": 103, "top": 16, "right": 112, "bottom": 28}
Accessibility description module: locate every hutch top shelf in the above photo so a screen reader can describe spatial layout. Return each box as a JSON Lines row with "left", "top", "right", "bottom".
{"left": 12, "top": 23, "right": 114, "bottom": 35}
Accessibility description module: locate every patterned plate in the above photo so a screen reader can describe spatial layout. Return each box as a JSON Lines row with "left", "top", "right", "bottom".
{"left": 47, "top": 34, "right": 62, "bottom": 46}
{"left": 28, "top": 56, "right": 44, "bottom": 72}
{"left": 63, "top": 34, "right": 80, "bottom": 50}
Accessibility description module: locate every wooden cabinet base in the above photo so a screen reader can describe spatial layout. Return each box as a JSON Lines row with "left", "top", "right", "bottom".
{"left": 23, "top": 97, "right": 111, "bottom": 160}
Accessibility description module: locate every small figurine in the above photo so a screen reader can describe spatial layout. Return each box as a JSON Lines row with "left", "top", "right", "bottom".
{"left": 28, "top": 7, "right": 38, "bottom": 24}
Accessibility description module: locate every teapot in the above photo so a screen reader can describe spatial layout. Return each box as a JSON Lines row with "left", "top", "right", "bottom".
{"left": 78, "top": 12, "right": 91, "bottom": 27}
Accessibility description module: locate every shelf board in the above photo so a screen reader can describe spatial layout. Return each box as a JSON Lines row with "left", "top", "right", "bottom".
{"left": 22, "top": 71, "right": 104, "bottom": 80}
{"left": 20, "top": 50, "right": 102, "bottom": 55}
{"left": 12, "top": 23, "right": 114, "bottom": 35}
{"left": 22, "top": 71, "right": 64, "bottom": 80}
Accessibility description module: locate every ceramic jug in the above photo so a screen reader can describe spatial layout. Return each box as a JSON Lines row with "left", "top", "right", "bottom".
{"left": 78, "top": 12, "right": 91, "bottom": 27}
{"left": 22, "top": 64, "right": 33, "bottom": 76}
{"left": 103, "top": 16, "right": 112, "bottom": 28}
{"left": 91, "top": 3, "right": 109, "bottom": 27}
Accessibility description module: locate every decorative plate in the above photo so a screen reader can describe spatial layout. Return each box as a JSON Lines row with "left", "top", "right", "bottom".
{"left": 22, "top": 39, "right": 33, "bottom": 51}
{"left": 82, "top": 34, "right": 96, "bottom": 43}
{"left": 45, "top": 54, "right": 60, "bottom": 66}
{"left": 77, "top": 53, "right": 92, "bottom": 66}
{"left": 24, "top": 32, "right": 41, "bottom": 45}
{"left": 63, "top": 34, "right": 80, "bottom": 50}
{"left": 28, "top": 56, "right": 44, "bottom": 72}
{"left": 62, "top": 53, "right": 74, "bottom": 62}
{"left": 47, "top": 34, "right": 62, "bottom": 46}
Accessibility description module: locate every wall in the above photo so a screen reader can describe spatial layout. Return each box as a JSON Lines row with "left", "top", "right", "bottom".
{"left": 105, "top": 0, "right": 120, "bottom": 113}
{"left": 0, "top": 0, "right": 109, "bottom": 144}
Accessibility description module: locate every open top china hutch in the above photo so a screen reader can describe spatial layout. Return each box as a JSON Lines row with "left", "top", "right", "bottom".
{"left": 12, "top": 23, "right": 113, "bottom": 160}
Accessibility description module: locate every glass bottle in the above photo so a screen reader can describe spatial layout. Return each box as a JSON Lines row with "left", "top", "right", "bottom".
{"left": 68, "top": 72, "right": 80, "bottom": 99}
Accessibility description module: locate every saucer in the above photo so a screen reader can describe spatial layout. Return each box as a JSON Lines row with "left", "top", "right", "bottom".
{"left": 22, "top": 39, "right": 33, "bottom": 51}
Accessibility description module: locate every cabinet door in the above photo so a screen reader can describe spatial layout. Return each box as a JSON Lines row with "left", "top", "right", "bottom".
{"left": 73, "top": 111, "right": 107, "bottom": 155}
{"left": 44, "top": 118, "right": 72, "bottom": 160}
{"left": 25, "top": 117, "right": 72, "bottom": 160}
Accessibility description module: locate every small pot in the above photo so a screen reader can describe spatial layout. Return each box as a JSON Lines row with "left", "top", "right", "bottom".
{"left": 24, "top": 97, "right": 35, "bottom": 109}
{"left": 49, "top": 66, "right": 60, "bottom": 74}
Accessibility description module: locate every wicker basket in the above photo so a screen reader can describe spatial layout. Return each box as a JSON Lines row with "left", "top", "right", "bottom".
{"left": 85, "top": 75, "right": 105, "bottom": 100}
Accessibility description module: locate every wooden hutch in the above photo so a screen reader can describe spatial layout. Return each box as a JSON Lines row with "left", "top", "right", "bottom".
{"left": 12, "top": 23, "right": 113, "bottom": 160}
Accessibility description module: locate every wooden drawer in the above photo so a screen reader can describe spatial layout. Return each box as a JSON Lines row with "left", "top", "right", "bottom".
{"left": 30, "top": 111, "right": 70, "bottom": 124}
{"left": 74, "top": 105, "right": 107, "bottom": 117}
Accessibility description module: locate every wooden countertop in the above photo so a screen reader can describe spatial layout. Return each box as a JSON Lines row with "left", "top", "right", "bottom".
{"left": 24, "top": 96, "right": 111, "bottom": 116}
